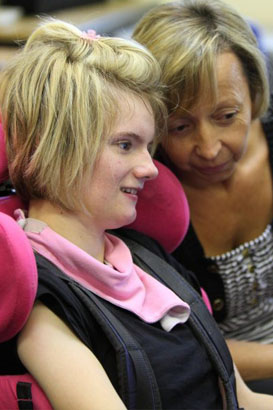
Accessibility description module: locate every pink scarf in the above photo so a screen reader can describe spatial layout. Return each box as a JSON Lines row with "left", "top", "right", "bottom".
{"left": 16, "top": 209, "right": 190, "bottom": 331}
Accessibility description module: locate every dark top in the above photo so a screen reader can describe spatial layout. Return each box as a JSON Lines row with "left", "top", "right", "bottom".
{"left": 36, "top": 229, "right": 223, "bottom": 409}
{"left": 155, "top": 107, "right": 273, "bottom": 322}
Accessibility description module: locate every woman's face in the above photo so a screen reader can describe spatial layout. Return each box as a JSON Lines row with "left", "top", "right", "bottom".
{"left": 83, "top": 95, "right": 158, "bottom": 231}
{"left": 164, "top": 52, "right": 253, "bottom": 188}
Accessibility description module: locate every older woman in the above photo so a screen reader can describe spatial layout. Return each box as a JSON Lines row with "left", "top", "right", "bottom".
{"left": 133, "top": 0, "right": 273, "bottom": 388}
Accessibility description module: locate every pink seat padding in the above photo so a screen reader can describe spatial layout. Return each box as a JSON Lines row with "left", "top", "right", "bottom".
{"left": 0, "top": 196, "right": 25, "bottom": 218}
{"left": 0, "top": 212, "right": 37, "bottom": 342}
{"left": 0, "top": 122, "right": 26, "bottom": 216}
{"left": 0, "top": 374, "right": 52, "bottom": 409}
{"left": 127, "top": 160, "right": 190, "bottom": 253}
{"left": 0, "top": 123, "right": 8, "bottom": 183}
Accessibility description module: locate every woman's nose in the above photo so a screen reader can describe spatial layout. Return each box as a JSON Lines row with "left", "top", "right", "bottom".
{"left": 195, "top": 125, "right": 222, "bottom": 160}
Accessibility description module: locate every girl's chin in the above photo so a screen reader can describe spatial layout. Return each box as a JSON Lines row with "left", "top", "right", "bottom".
{"left": 109, "top": 213, "right": 137, "bottom": 231}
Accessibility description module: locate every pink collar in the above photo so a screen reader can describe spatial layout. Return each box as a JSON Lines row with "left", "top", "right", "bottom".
{"left": 16, "top": 210, "right": 190, "bottom": 330}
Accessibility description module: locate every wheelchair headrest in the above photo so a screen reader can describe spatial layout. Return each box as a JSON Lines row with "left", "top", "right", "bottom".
{"left": 0, "top": 212, "right": 37, "bottom": 342}
{"left": 0, "top": 123, "right": 8, "bottom": 183}
{"left": 0, "top": 123, "right": 25, "bottom": 216}
{"left": 0, "top": 124, "right": 37, "bottom": 342}
{"left": 127, "top": 160, "right": 189, "bottom": 253}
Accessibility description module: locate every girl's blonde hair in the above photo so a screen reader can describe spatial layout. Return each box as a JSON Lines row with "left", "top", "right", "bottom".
{"left": 0, "top": 19, "right": 167, "bottom": 210}
{"left": 133, "top": 0, "right": 269, "bottom": 117}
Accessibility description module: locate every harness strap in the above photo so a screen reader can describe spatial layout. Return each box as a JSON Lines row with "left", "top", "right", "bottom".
{"left": 36, "top": 253, "right": 162, "bottom": 410}
{"left": 17, "top": 381, "right": 33, "bottom": 410}
{"left": 70, "top": 282, "right": 162, "bottom": 410}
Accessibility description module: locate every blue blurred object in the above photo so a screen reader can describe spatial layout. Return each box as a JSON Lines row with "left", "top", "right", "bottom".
{"left": 248, "top": 19, "right": 266, "bottom": 53}
{"left": 248, "top": 19, "right": 273, "bottom": 92}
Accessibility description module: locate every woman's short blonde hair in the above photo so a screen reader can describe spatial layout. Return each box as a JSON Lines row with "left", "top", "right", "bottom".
{"left": 133, "top": 0, "right": 270, "bottom": 117}
{"left": 0, "top": 19, "right": 166, "bottom": 210}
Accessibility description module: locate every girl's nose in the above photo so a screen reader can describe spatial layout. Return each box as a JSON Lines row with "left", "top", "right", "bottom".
{"left": 134, "top": 154, "right": 158, "bottom": 180}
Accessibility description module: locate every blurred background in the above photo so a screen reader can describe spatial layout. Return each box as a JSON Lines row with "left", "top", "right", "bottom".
{"left": 0, "top": 0, "right": 272, "bottom": 68}
{"left": 224, "top": 0, "right": 273, "bottom": 51}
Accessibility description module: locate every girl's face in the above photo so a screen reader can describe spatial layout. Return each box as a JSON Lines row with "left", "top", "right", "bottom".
{"left": 164, "top": 52, "right": 253, "bottom": 188}
{"left": 83, "top": 95, "right": 158, "bottom": 231}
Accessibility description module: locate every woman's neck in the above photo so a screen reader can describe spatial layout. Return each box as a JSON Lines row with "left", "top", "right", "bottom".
{"left": 28, "top": 199, "right": 105, "bottom": 262}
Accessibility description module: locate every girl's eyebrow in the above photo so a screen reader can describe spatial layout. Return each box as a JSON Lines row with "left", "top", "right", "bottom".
{"left": 113, "top": 132, "right": 155, "bottom": 143}
{"left": 113, "top": 132, "right": 141, "bottom": 139}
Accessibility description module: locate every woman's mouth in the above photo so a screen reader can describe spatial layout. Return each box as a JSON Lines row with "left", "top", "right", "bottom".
{"left": 194, "top": 160, "right": 232, "bottom": 176}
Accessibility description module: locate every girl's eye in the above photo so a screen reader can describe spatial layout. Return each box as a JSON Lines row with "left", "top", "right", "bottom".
{"left": 118, "top": 141, "right": 132, "bottom": 151}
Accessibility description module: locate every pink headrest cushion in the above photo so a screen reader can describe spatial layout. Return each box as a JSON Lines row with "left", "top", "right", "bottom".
{"left": 127, "top": 160, "right": 190, "bottom": 253}
{"left": 0, "top": 122, "right": 25, "bottom": 215}
{"left": 0, "top": 123, "right": 8, "bottom": 183}
{"left": 0, "top": 374, "right": 52, "bottom": 409}
{"left": 0, "top": 196, "right": 25, "bottom": 218}
{"left": 0, "top": 212, "right": 37, "bottom": 342}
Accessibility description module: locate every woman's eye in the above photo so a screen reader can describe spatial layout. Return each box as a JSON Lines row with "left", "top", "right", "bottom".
{"left": 216, "top": 111, "right": 237, "bottom": 122}
{"left": 168, "top": 122, "right": 190, "bottom": 135}
{"left": 176, "top": 124, "right": 188, "bottom": 131}
{"left": 224, "top": 112, "right": 236, "bottom": 120}
{"left": 118, "top": 141, "right": 131, "bottom": 151}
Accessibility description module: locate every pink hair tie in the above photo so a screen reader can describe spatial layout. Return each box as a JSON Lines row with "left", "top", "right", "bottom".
{"left": 81, "top": 29, "right": 100, "bottom": 42}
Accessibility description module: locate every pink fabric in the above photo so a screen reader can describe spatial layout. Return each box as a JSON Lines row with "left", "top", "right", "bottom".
{"left": 0, "top": 374, "right": 52, "bottom": 410}
{"left": 201, "top": 288, "right": 213, "bottom": 314}
{"left": 126, "top": 160, "right": 190, "bottom": 253}
{"left": 16, "top": 211, "right": 190, "bottom": 326}
{"left": 0, "top": 123, "right": 8, "bottom": 183}
{"left": 0, "top": 196, "right": 25, "bottom": 218}
{"left": 0, "top": 132, "right": 45, "bottom": 406}
{"left": 0, "top": 122, "right": 25, "bottom": 217}
{"left": 0, "top": 212, "right": 37, "bottom": 342}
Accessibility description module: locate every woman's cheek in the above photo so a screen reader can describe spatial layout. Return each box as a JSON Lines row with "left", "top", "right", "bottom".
{"left": 164, "top": 138, "right": 192, "bottom": 165}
